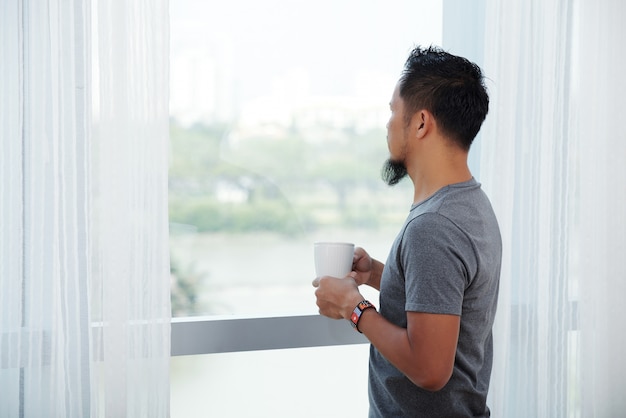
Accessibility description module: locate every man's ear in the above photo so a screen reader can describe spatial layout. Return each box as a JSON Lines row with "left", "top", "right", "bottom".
{"left": 413, "top": 110, "right": 432, "bottom": 139}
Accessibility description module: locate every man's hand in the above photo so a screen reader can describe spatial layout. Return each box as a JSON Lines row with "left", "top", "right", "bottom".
{"left": 312, "top": 273, "right": 363, "bottom": 320}
{"left": 352, "top": 247, "right": 384, "bottom": 291}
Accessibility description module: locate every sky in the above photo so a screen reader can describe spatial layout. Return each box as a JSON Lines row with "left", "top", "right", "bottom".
{"left": 169, "top": 0, "right": 443, "bottom": 103}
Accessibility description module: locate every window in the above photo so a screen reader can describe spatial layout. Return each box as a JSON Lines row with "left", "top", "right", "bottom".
{"left": 169, "top": 1, "right": 443, "bottom": 416}
{"left": 169, "top": 0, "right": 442, "bottom": 318}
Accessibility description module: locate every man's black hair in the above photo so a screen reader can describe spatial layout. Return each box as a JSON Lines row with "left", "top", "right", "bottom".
{"left": 399, "top": 45, "right": 489, "bottom": 150}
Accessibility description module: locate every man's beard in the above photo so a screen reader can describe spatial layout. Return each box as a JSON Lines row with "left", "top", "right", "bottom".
{"left": 381, "top": 158, "right": 408, "bottom": 186}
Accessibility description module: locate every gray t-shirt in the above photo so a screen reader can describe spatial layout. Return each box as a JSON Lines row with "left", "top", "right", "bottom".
{"left": 368, "top": 178, "right": 502, "bottom": 418}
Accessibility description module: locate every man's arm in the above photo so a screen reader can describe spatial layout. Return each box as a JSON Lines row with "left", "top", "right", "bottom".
{"left": 313, "top": 276, "right": 460, "bottom": 392}
{"left": 357, "top": 309, "right": 460, "bottom": 391}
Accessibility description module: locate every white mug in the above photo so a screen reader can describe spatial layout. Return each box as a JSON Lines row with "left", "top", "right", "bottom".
{"left": 313, "top": 242, "right": 355, "bottom": 278}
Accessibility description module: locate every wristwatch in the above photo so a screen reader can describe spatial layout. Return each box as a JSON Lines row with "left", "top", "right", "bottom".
{"left": 350, "top": 300, "right": 376, "bottom": 333}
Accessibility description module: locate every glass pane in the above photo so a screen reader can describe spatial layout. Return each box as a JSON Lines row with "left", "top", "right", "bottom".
{"left": 169, "top": 0, "right": 443, "bottom": 317}
{"left": 171, "top": 345, "right": 370, "bottom": 417}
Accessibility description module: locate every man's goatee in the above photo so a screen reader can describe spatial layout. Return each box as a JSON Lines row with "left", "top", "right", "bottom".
{"left": 381, "top": 159, "right": 408, "bottom": 186}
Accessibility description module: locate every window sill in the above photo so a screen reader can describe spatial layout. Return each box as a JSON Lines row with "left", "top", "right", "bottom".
{"left": 171, "top": 314, "right": 368, "bottom": 356}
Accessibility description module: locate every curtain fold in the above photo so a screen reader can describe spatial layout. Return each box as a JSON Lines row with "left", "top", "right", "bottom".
{"left": 0, "top": 1, "right": 171, "bottom": 417}
{"left": 481, "top": 0, "right": 626, "bottom": 417}
{"left": 90, "top": 1, "right": 171, "bottom": 416}
{"left": 576, "top": 1, "right": 626, "bottom": 416}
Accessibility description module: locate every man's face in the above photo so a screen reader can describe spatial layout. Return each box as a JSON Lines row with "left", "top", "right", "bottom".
{"left": 382, "top": 82, "right": 409, "bottom": 186}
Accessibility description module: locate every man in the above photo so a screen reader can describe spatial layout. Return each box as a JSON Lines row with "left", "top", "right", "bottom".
{"left": 313, "top": 46, "right": 502, "bottom": 417}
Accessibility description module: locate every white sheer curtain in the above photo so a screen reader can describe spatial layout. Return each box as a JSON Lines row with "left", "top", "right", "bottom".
{"left": 0, "top": 1, "right": 170, "bottom": 417}
{"left": 479, "top": 0, "right": 626, "bottom": 417}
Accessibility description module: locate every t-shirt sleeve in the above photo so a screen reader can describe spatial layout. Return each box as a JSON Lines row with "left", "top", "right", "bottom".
{"left": 401, "top": 212, "right": 475, "bottom": 316}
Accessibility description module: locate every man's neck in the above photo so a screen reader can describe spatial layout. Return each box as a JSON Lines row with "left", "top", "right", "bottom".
{"left": 410, "top": 161, "right": 472, "bottom": 205}
{"left": 406, "top": 131, "right": 472, "bottom": 205}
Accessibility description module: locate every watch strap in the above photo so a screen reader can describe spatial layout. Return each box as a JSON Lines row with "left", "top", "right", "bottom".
{"left": 350, "top": 300, "right": 376, "bottom": 333}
